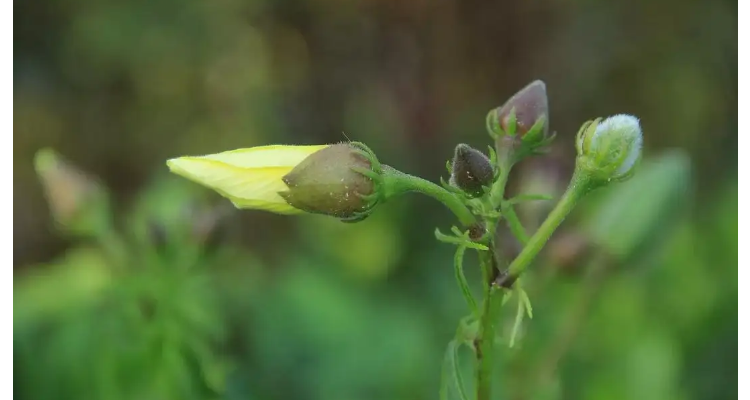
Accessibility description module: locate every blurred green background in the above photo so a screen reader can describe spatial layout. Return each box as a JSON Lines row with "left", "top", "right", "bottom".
{"left": 14, "top": 0, "right": 737, "bottom": 399}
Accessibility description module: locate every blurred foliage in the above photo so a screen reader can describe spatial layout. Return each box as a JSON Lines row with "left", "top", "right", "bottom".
{"left": 14, "top": 0, "right": 736, "bottom": 399}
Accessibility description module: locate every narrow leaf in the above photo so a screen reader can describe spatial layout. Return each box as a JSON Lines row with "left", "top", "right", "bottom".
{"left": 440, "top": 340, "right": 471, "bottom": 400}
{"left": 454, "top": 245, "right": 479, "bottom": 316}
{"left": 509, "top": 296, "right": 525, "bottom": 348}
{"left": 434, "top": 228, "right": 489, "bottom": 251}
{"left": 452, "top": 341, "right": 471, "bottom": 400}
{"left": 519, "top": 287, "right": 533, "bottom": 319}
{"left": 503, "top": 205, "right": 530, "bottom": 244}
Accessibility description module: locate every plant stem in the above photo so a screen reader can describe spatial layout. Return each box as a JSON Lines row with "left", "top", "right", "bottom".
{"left": 475, "top": 250, "right": 497, "bottom": 400}
{"left": 506, "top": 171, "right": 590, "bottom": 277}
{"left": 383, "top": 166, "right": 477, "bottom": 226}
{"left": 472, "top": 158, "right": 514, "bottom": 400}
{"left": 490, "top": 160, "right": 513, "bottom": 209}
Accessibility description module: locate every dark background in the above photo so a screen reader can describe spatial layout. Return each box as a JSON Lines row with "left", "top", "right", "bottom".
{"left": 14, "top": 0, "right": 737, "bottom": 399}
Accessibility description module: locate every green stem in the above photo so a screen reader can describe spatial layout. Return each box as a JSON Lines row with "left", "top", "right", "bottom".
{"left": 489, "top": 159, "right": 513, "bottom": 209}
{"left": 382, "top": 166, "right": 476, "bottom": 226}
{"left": 507, "top": 171, "right": 590, "bottom": 277}
{"left": 476, "top": 250, "right": 498, "bottom": 400}
{"left": 472, "top": 157, "right": 514, "bottom": 400}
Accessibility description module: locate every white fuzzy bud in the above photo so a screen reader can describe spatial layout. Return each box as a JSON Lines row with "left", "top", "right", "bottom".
{"left": 575, "top": 114, "right": 643, "bottom": 183}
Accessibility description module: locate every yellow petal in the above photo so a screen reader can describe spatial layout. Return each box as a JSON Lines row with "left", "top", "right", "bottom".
{"left": 198, "top": 145, "right": 327, "bottom": 168}
{"left": 166, "top": 145, "right": 327, "bottom": 214}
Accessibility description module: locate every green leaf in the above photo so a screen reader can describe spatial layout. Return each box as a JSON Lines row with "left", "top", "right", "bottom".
{"left": 440, "top": 340, "right": 471, "bottom": 400}
{"left": 584, "top": 150, "right": 692, "bottom": 260}
{"left": 519, "top": 287, "right": 533, "bottom": 319}
{"left": 454, "top": 245, "right": 479, "bottom": 316}
{"left": 508, "top": 295, "right": 525, "bottom": 348}
{"left": 434, "top": 228, "right": 489, "bottom": 251}
{"left": 502, "top": 204, "right": 530, "bottom": 244}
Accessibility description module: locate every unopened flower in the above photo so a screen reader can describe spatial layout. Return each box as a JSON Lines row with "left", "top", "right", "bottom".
{"left": 34, "top": 148, "right": 110, "bottom": 236}
{"left": 167, "top": 142, "right": 383, "bottom": 221}
{"left": 487, "top": 80, "right": 549, "bottom": 138}
{"left": 575, "top": 114, "right": 643, "bottom": 184}
{"left": 279, "top": 143, "right": 383, "bottom": 221}
{"left": 449, "top": 144, "right": 494, "bottom": 197}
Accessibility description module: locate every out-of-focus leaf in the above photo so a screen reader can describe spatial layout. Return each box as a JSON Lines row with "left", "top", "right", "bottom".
{"left": 298, "top": 210, "right": 404, "bottom": 280}
{"left": 248, "top": 260, "right": 436, "bottom": 400}
{"left": 583, "top": 150, "right": 692, "bottom": 260}
{"left": 14, "top": 247, "right": 113, "bottom": 327}
{"left": 624, "top": 333, "right": 680, "bottom": 400}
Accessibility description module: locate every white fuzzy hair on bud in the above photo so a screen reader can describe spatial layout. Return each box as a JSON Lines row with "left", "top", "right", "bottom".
{"left": 594, "top": 114, "right": 642, "bottom": 176}
{"left": 576, "top": 114, "right": 643, "bottom": 183}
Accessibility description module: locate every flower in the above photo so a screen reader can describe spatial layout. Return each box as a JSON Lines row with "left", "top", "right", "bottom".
{"left": 575, "top": 114, "right": 643, "bottom": 183}
{"left": 167, "top": 142, "right": 382, "bottom": 221}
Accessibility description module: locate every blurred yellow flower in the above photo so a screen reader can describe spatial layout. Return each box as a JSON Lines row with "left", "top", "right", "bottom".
{"left": 167, "top": 145, "right": 327, "bottom": 214}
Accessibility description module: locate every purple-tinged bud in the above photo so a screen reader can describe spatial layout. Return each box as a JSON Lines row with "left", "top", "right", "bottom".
{"left": 488, "top": 80, "right": 549, "bottom": 139}
{"left": 487, "top": 80, "right": 553, "bottom": 165}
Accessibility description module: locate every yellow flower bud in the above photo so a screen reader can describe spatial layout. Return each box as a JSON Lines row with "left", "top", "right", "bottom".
{"left": 167, "top": 142, "right": 383, "bottom": 221}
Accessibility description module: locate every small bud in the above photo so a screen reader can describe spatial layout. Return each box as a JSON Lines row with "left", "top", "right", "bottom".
{"left": 449, "top": 144, "right": 494, "bottom": 197}
{"left": 487, "top": 80, "right": 552, "bottom": 164}
{"left": 34, "top": 148, "right": 111, "bottom": 237}
{"left": 575, "top": 114, "right": 643, "bottom": 184}
{"left": 280, "top": 143, "right": 382, "bottom": 222}
{"left": 468, "top": 222, "right": 487, "bottom": 241}
{"left": 488, "top": 80, "right": 549, "bottom": 138}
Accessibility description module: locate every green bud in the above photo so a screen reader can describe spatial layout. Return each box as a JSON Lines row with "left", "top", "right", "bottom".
{"left": 487, "top": 80, "right": 553, "bottom": 164}
{"left": 449, "top": 144, "right": 494, "bottom": 197}
{"left": 280, "top": 142, "right": 382, "bottom": 222}
{"left": 575, "top": 114, "right": 643, "bottom": 185}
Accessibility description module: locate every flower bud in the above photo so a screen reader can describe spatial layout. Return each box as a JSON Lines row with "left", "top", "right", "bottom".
{"left": 488, "top": 80, "right": 549, "bottom": 138}
{"left": 487, "top": 80, "right": 552, "bottom": 165}
{"left": 449, "top": 144, "right": 494, "bottom": 197}
{"left": 575, "top": 114, "right": 643, "bottom": 184}
{"left": 280, "top": 142, "right": 382, "bottom": 222}
{"left": 34, "top": 148, "right": 111, "bottom": 237}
